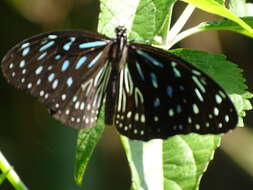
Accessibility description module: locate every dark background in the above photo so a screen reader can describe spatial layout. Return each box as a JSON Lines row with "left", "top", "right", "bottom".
{"left": 0, "top": 0, "right": 253, "bottom": 189}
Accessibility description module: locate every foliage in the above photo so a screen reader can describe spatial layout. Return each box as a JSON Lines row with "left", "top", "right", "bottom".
{"left": 1, "top": 0, "right": 252, "bottom": 190}
{"left": 74, "top": 0, "right": 253, "bottom": 190}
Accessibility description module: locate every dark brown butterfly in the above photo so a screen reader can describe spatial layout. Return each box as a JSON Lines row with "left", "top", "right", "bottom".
{"left": 1, "top": 26, "right": 237, "bottom": 141}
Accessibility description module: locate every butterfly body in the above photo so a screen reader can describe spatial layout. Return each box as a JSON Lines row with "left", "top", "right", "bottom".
{"left": 1, "top": 26, "right": 237, "bottom": 141}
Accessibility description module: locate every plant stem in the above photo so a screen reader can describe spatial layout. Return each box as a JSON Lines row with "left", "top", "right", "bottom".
{"left": 165, "top": 4, "right": 195, "bottom": 46}
{"left": 0, "top": 151, "right": 28, "bottom": 190}
{"left": 165, "top": 24, "right": 203, "bottom": 49}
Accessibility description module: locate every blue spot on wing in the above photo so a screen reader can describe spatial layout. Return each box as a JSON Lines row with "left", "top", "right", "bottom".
{"left": 176, "top": 105, "right": 181, "bottom": 113}
{"left": 55, "top": 55, "right": 61, "bottom": 60}
{"left": 88, "top": 52, "right": 102, "bottom": 68}
{"left": 19, "top": 60, "right": 26, "bottom": 68}
{"left": 136, "top": 50, "right": 164, "bottom": 68}
{"left": 48, "top": 66, "right": 53, "bottom": 70}
{"left": 37, "top": 52, "right": 47, "bottom": 61}
{"left": 69, "top": 37, "right": 76, "bottom": 41}
{"left": 63, "top": 37, "right": 76, "bottom": 51}
{"left": 150, "top": 72, "right": 158, "bottom": 88}
{"left": 35, "top": 66, "right": 43, "bottom": 75}
{"left": 48, "top": 73, "right": 55, "bottom": 82}
{"left": 79, "top": 41, "right": 107, "bottom": 49}
{"left": 21, "top": 42, "right": 30, "bottom": 49}
{"left": 75, "top": 56, "right": 87, "bottom": 69}
{"left": 67, "top": 77, "right": 73, "bottom": 87}
{"left": 135, "top": 62, "right": 145, "bottom": 81}
{"left": 63, "top": 42, "right": 72, "bottom": 51}
{"left": 48, "top": 35, "right": 58, "bottom": 39}
{"left": 22, "top": 47, "right": 30, "bottom": 56}
{"left": 153, "top": 98, "right": 160, "bottom": 107}
{"left": 61, "top": 60, "right": 70, "bottom": 71}
{"left": 39, "top": 41, "right": 55, "bottom": 52}
{"left": 167, "top": 86, "right": 173, "bottom": 97}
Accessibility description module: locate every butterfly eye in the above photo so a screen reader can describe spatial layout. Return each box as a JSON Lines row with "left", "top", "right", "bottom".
{"left": 1, "top": 27, "right": 237, "bottom": 141}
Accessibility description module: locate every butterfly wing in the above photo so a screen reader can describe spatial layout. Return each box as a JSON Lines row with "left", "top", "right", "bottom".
{"left": 1, "top": 31, "right": 112, "bottom": 129}
{"left": 114, "top": 43, "right": 238, "bottom": 141}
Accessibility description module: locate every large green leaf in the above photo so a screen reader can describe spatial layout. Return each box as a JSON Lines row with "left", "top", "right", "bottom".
{"left": 167, "top": 17, "right": 253, "bottom": 49}
{"left": 163, "top": 134, "right": 220, "bottom": 190}
{"left": 181, "top": 0, "right": 253, "bottom": 35}
{"left": 74, "top": 110, "right": 105, "bottom": 185}
{"left": 98, "top": 0, "right": 177, "bottom": 41}
{"left": 194, "top": 17, "right": 253, "bottom": 38}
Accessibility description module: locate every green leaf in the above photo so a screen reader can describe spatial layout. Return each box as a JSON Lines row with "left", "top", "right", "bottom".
{"left": 74, "top": 110, "right": 105, "bottom": 185}
{"left": 230, "top": 92, "right": 253, "bottom": 126}
{"left": 129, "top": 0, "right": 177, "bottom": 41}
{"left": 166, "top": 17, "right": 253, "bottom": 48}
{"left": 246, "top": 3, "right": 253, "bottom": 16}
{"left": 98, "top": 0, "right": 177, "bottom": 41}
{"left": 213, "top": 0, "right": 225, "bottom": 5}
{"left": 163, "top": 134, "right": 220, "bottom": 190}
{"left": 229, "top": 0, "right": 247, "bottom": 17}
{"left": 197, "top": 17, "right": 253, "bottom": 38}
{"left": 181, "top": 0, "right": 253, "bottom": 35}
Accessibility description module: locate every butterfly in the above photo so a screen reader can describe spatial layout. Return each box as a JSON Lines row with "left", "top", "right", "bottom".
{"left": 1, "top": 26, "right": 238, "bottom": 141}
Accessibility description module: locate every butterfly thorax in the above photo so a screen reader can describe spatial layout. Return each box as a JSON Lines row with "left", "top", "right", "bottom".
{"left": 109, "top": 26, "right": 128, "bottom": 87}
{"left": 111, "top": 26, "right": 128, "bottom": 69}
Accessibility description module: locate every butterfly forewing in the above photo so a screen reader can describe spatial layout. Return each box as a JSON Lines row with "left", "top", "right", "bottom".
{"left": 1, "top": 31, "right": 112, "bottom": 129}
{"left": 114, "top": 43, "right": 237, "bottom": 140}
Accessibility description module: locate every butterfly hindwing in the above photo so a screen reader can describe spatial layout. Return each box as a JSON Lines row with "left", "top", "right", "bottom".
{"left": 1, "top": 31, "right": 112, "bottom": 129}
{"left": 114, "top": 43, "right": 237, "bottom": 140}
{"left": 112, "top": 63, "right": 150, "bottom": 139}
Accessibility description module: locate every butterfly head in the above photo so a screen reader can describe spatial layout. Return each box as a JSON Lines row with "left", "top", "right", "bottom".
{"left": 115, "top": 26, "right": 127, "bottom": 40}
{"left": 112, "top": 26, "right": 128, "bottom": 62}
